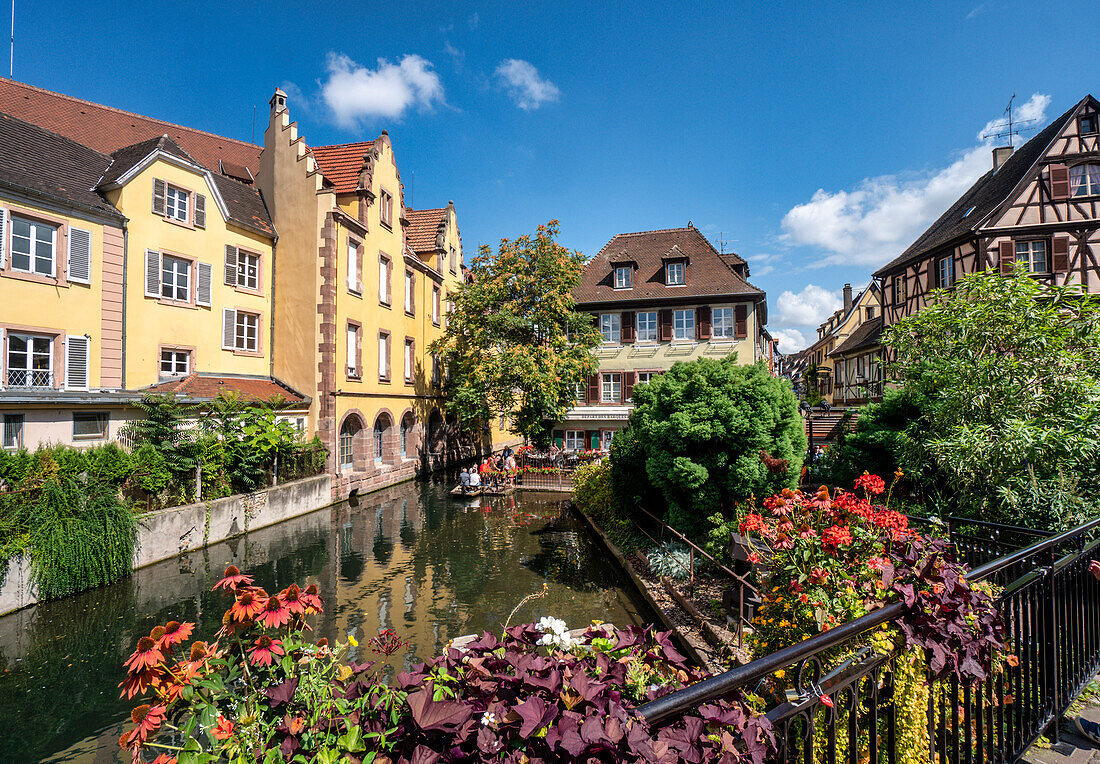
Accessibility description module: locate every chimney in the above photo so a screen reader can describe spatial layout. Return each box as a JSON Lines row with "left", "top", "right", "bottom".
{"left": 993, "top": 146, "right": 1013, "bottom": 171}
{"left": 269, "top": 87, "right": 287, "bottom": 116}
{"left": 843, "top": 283, "right": 853, "bottom": 312}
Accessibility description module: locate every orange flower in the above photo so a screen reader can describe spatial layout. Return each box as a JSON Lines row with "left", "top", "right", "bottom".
{"left": 281, "top": 584, "right": 307, "bottom": 615}
{"left": 249, "top": 635, "right": 285, "bottom": 667}
{"left": 258, "top": 594, "right": 291, "bottom": 629}
{"left": 212, "top": 715, "right": 235, "bottom": 740}
{"left": 124, "top": 637, "right": 165, "bottom": 674}
{"left": 228, "top": 588, "right": 267, "bottom": 623}
{"left": 158, "top": 621, "right": 194, "bottom": 651}
{"left": 151, "top": 755, "right": 178, "bottom": 764}
{"left": 212, "top": 565, "right": 253, "bottom": 592}
{"left": 118, "top": 667, "right": 159, "bottom": 700}
{"left": 121, "top": 704, "right": 166, "bottom": 747}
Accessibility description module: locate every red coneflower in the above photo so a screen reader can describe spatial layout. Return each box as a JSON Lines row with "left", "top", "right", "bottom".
{"left": 188, "top": 640, "right": 210, "bottom": 663}
{"left": 281, "top": 584, "right": 307, "bottom": 615}
{"left": 249, "top": 635, "right": 285, "bottom": 667}
{"left": 121, "top": 703, "right": 166, "bottom": 747}
{"left": 151, "top": 755, "right": 179, "bottom": 764}
{"left": 301, "top": 584, "right": 324, "bottom": 613}
{"left": 158, "top": 621, "right": 194, "bottom": 650}
{"left": 228, "top": 588, "right": 267, "bottom": 623}
{"left": 124, "top": 637, "right": 165, "bottom": 674}
{"left": 118, "top": 667, "right": 158, "bottom": 700}
{"left": 212, "top": 715, "right": 235, "bottom": 740}
{"left": 212, "top": 565, "right": 253, "bottom": 591}
{"left": 258, "top": 593, "right": 291, "bottom": 629}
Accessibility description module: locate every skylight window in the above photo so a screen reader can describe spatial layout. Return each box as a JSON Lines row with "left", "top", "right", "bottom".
{"left": 962, "top": 205, "right": 976, "bottom": 218}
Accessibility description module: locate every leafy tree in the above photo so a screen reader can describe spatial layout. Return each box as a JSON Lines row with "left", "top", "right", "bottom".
{"left": 429, "top": 220, "right": 601, "bottom": 445}
{"left": 814, "top": 387, "right": 919, "bottom": 489}
{"left": 882, "top": 267, "right": 1100, "bottom": 527}
{"left": 123, "top": 394, "right": 196, "bottom": 481}
{"left": 612, "top": 356, "right": 806, "bottom": 535}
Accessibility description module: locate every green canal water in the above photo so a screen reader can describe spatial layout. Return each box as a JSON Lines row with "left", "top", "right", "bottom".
{"left": 0, "top": 474, "right": 653, "bottom": 763}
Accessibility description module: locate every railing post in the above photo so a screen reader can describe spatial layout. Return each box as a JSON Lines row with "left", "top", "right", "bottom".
{"left": 1044, "top": 545, "right": 1060, "bottom": 743}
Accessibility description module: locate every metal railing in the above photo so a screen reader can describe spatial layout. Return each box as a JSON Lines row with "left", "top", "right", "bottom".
{"left": 637, "top": 516, "right": 1100, "bottom": 763}
{"left": 6, "top": 369, "right": 53, "bottom": 388}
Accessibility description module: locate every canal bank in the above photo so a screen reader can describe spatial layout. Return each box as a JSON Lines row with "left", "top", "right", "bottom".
{"left": 0, "top": 476, "right": 656, "bottom": 763}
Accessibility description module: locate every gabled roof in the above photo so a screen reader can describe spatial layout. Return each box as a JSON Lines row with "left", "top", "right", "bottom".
{"left": 99, "top": 134, "right": 275, "bottom": 237}
{"left": 573, "top": 226, "right": 760, "bottom": 305}
{"left": 0, "top": 111, "right": 122, "bottom": 219}
{"left": 875, "top": 96, "right": 1096, "bottom": 276}
{"left": 406, "top": 207, "right": 448, "bottom": 253}
{"left": 0, "top": 77, "right": 262, "bottom": 175}
{"left": 310, "top": 140, "right": 378, "bottom": 194}
{"left": 832, "top": 316, "right": 884, "bottom": 356}
{"left": 141, "top": 374, "right": 309, "bottom": 406}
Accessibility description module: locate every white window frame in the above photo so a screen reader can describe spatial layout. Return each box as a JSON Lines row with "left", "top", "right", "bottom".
{"left": 636, "top": 311, "right": 658, "bottom": 342}
{"left": 339, "top": 424, "right": 355, "bottom": 471}
{"left": 165, "top": 185, "right": 189, "bottom": 223}
{"left": 346, "top": 325, "right": 359, "bottom": 377}
{"left": 665, "top": 261, "right": 685, "bottom": 285}
{"left": 601, "top": 429, "right": 615, "bottom": 450}
{"left": 9, "top": 215, "right": 57, "bottom": 277}
{"left": 1070, "top": 164, "right": 1100, "bottom": 198}
{"left": 614, "top": 266, "right": 632, "bottom": 289}
{"left": 432, "top": 286, "right": 441, "bottom": 324}
{"left": 161, "top": 254, "right": 192, "bottom": 302}
{"left": 636, "top": 371, "right": 656, "bottom": 386}
{"left": 599, "top": 313, "right": 621, "bottom": 343}
{"left": 6, "top": 333, "right": 53, "bottom": 388}
{"left": 378, "top": 332, "right": 389, "bottom": 379}
{"left": 711, "top": 307, "right": 736, "bottom": 339}
{"left": 347, "top": 240, "right": 359, "bottom": 292}
{"left": 235, "top": 311, "right": 259, "bottom": 352}
{"left": 1016, "top": 240, "right": 1050, "bottom": 274}
{"left": 937, "top": 256, "right": 955, "bottom": 288}
{"left": 404, "top": 338, "right": 414, "bottom": 383}
{"left": 160, "top": 349, "right": 190, "bottom": 376}
{"left": 2, "top": 413, "right": 23, "bottom": 450}
{"left": 404, "top": 270, "right": 414, "bottom": 313}
{"left": 72, "top": 411, "right": 108, "bottom": 440}
{"left": 373, "top": 426, "right": 384, "bottom": 464}
{"left": 601, "top": 372, "right": 622, "bottom": 403}
{"left": 673, "top": 309, "right": 695, "bottom": 341}
{"left": 379, "top": 257, "right": 390, "bottom": 304}
{"left": 237, "top": 250, "right": 260, "bottom": 291}
{"left": 564, "top": 430, "right": 585, "bottom": 451}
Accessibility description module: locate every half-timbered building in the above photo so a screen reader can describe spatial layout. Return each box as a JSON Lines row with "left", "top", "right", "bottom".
{"left": 874, "top": 95, "right": 1100, "bottom": 336}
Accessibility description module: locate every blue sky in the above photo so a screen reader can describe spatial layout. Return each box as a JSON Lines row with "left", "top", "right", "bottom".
{"left": 11, "top": 0, "right": 1100, "bottom": 351}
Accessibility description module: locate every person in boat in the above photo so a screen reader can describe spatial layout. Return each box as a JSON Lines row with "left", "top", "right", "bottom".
{"left": 479, "top": 457, "right": 491, "bottom": 486}
{"left": 459, "top": 468, "right": 471, "bottom": 491}
{"left": 468, "top": 468, "right": 481, "bottom": 492}
{"left": 504, "top": 452, "right": 517, "bottom": 487}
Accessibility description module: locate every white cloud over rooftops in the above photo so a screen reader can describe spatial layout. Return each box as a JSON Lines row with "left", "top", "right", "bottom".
{"left": 494, "top": 59, "right": 560, "bottom": 111}
{"left": 322, "top": 53, "right": 444, "bottom": 127}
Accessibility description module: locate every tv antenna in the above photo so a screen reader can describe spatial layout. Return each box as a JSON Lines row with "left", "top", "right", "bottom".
{"left": 986, "top": 94, "right": 1039, "bottom": 146}
{"left": 9, "top": 0, "right": 13, "bottom": 78}
{"left": 714, "top": 231, "right": 738, "bottom": 254}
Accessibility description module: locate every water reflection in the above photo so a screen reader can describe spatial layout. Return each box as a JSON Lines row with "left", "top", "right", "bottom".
{"left": 0, "top": 476, "right": 652, "bottom": 762}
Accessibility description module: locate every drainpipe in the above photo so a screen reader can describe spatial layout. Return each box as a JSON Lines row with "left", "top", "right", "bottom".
{"left": 120, "top": 225, "right": 128, "bottom": 389}
{"left": 269, "top": 236, "right": 277, "bottom": 379}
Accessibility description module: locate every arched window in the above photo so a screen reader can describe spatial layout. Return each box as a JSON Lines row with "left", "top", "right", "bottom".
{"left": 1070, "top": 163, "right": 1100, "bottom": 197}
{"left": 400, "top": 413, "right": 414, "bottom": 458}
{"left": 374, "top": 413, "right": 392, "bottom": 464}
{"left": 339, "top": 416, "right": 363, "bottom": 472}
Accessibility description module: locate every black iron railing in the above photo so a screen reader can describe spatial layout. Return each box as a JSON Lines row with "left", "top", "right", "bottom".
{"left": 637, "top": 516, "right": 1100, "bottom": 762}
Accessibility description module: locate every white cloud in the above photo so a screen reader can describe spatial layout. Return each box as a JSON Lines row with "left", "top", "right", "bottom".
{"left": 468, "top": 12, "right": 479, "bottom": 30}
{"left": 775, "top": 284, "right": 843, "bottom": 327}
{"left": 977, "top": 93, "right": 1051, "bottom": 142}
{"left": 495, "top": 59, "right": 560, "bottom": 110}
{"left": 772, "top": 327, "right": 808, "bottom": 353}
{"left": 321, "top": 53, "right": 444, "bottom": 127}
{"left": 780, "top": 93, "right": 1051, "bottom": 268}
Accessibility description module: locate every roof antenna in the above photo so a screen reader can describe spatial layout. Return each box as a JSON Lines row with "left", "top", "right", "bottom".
{"left": 987, "top": 93, "right": 1039, "bottom": 147}
{"left": 9, "top": 0, "right": 13, "bottom": 78}
{"left": 251, "top": 104, "right": 256, "bottom": 144}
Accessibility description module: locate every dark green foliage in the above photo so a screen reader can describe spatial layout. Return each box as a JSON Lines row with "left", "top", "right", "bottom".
{"left": 814, "top": 387, "right": 918, "bottom": 489}
{"left": 122, "top": 394, "right": 197, "bottom": 481}
{"left": 572, "top": 462, "right": 645, "bottom": 554}
{"left": 129, "top": 444, "right": 171, "bottom": 496}
{"left": 614, "top": 356, "right": 806, "bottom": 536}
{"left": 84, "top": 444, "right": 133, "bottom": 488}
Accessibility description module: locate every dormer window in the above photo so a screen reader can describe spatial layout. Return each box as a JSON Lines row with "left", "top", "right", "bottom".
{"left": 614, "top": 266, "right": 632, "bottom": 289}
{"left": 1080, "top": 114, "right": 1099, "bottom": 136}
{"left": 665, "top": 261, "right": 685, "bottom": 285}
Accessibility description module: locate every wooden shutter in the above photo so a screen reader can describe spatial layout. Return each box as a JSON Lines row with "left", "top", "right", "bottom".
{"left": 697, "top": 306, "right": 711, "bottom": 340}
{"left": 587, "top": 431, "right": 599, "bottom": 450}
{"left": 1050, "top": 164, "right": 1070, "bottom": 201}
{"left": 658, "top": 309, "right": 673, "bottom": 341}
{"left": 65, "top": 335, "right": 90, "bottom": 390}
{"left": 68, "top": 227, "right": 92, "bottom": 284}
{"left": 624, "top": 371, "right": 635, "bottom": 402}
{"left": 224, "top": 245, "right": 238, "bottom": 286}
{"left": 194, "top": 193, "right": 206, "bottom": 228}
{"left": 586, "top": 374, "right": 599, "bottom": 404}
{"left": 385, "top": 335, "right": 391, "bottom": 380}
{"left": 998, "top": 241, "right": 1016, "bottom": 274}
{"left": 1052, "top": 237, "right": 1070, "bottom": 273}
{"left": 196, "top": 262, "right": 213, "bottom": 306}
{"left": 735, "top": 305, "right": 748, "bottom": 339}
{"left": 925, "top": 261, "right": 937, "bottom": 292}
{"left": 152, "top": 178, "right": 166, "bottom": 215}
{"left": 621, "top": 311, "right": 635, "bottom": 343}
{"left": 144, "top": 250, "right": 161, "bottom": 297}
{"left": 222, "top": 309, "right": 236, "bottom": 350}
{"left": 347, "top": 326, "right": 357, "bottom": 375}
{"left": 553, "top": 430, "right": 563, "bottom": 448}
{"left": 0, "top": 208, "right": 6, "bottom": 268}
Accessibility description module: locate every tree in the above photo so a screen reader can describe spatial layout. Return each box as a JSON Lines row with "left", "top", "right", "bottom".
{"left": 429, "top": 220, "right": 601, "bottom": 444}
{"left": 814, "top": 386, "right": 919, "bottom": 489}
{"left": 881, "top": 267, "right": 1100, "bottom": 527}
{"left": 611, "top": 356, "right": 806, "bottom": 536}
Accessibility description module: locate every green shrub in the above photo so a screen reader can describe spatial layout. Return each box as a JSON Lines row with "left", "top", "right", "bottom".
{"left": 85, "top": 444, "right": 133, "bottom": 488}
{"left": 129, "top": 444, "right": 171, "bottom": 498}
{"left": 573, "top": 461, "right": 645, "bottom": 554}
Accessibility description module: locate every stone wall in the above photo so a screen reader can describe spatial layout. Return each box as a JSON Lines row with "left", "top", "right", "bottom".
{"left": 0, "top": 474, "right": 332, "bottom": 617}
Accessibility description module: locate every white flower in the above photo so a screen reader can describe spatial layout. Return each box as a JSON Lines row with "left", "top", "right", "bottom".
{"left": 481, "top": 712, "right": 497, "bottom": 726}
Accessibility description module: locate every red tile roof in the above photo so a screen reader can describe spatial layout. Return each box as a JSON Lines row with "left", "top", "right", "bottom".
{"left": 0, "top": 77, "right": 262, "bottom": 175}
{"left": 310, "top": 140, "right": 377, "bottom": 194}
{"left": 405, "top": 207, "right": 448, "bottom": 253}
{"left": 142, "top": 374, "right": 308, "bottom": 406}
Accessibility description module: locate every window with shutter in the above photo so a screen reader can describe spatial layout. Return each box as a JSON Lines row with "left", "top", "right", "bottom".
{"left": 624, "top": 371, "right": 636, "bottom": 402}
{"left": 1052, "top": 237, "right": 1070, "bottom": 272}
{"left": 222, "top": 309, "right": 236, "bottom": 350}
{"left": 347, "top": 241, "right": 359, "bottom": 292}
{"left": 152, "top": 178, "right": 166, "bottom": 215}
{"left": 68, "top": 227, "right": 92, "bottom": 284}
{"left": 197, "top": 262, "right": 213, "bottom": 306}
{"left": 697, "top": 306, "right": 711, "bottom": 340}
{"left": 1050, "top": 164, "right": 1071, "bottom": 201}
{"left": 658, "top": 309, "right": 673, "bottom": 341}
{"left": 998, "top": 241, "right": 1016, "bottom": 274}
{"left": 586, "top": 374, "right": 599, "bottom": 403}
{"left": 145, "top": 250, "right": 161, "bottom": 297}
{"left": 621, "top": 311, "right": 635, "bottom": 343}
{"left": 347, "top": 324, "right": 358, "bottom": 377}
{"left": 66, "top": 334, "right": 90, "bottom": 390}
{"left": 224, "top": 245, "right": 238, "bottom": 285}
{"left": 194, "top": 194, "right": 206, "bottom": 228}
{"left": 735, "top": 305, "right": 748, "bottom": 338}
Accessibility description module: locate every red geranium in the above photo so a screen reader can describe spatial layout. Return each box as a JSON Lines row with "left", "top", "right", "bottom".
{"left": 854, "top": 471, "right": 886, "bottom": 496}
{"left": 821, "top": 525, "right": 853, "bottom": 550}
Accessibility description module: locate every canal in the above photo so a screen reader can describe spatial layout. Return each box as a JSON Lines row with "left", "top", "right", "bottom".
{"left": 0, "top": 475, "right": 653, "bottom": 763}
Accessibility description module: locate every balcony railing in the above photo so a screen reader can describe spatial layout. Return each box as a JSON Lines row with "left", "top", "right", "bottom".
{"left": 6, "top": 369, "right": 53, "bottom": 388}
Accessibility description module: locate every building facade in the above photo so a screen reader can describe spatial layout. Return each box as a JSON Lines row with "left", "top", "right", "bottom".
{"left": 558, "top": 226, "right": 768, "bottom": 450}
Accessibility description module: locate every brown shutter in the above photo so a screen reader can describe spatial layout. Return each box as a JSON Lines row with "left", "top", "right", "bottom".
{"left": 152, "top": 178, "right": 166, "bottom": 215}
{"left": 999, "top": 241, "right": 1016, "bottom": 274}
{"left": 658, "top": 309, "right": 673, "bottom": 341}
{"left": 697, "top": 306, "right": 711, "bottom": 340}
{"left": 586, "top": 374, "right": 599, "bottom": 404}
{"left": 621, "top": 311, "right": 635, "bottom": 343}
{"left": 735, "top": 305, "right": 748, "bottom": 339}
{"left": 1052, "top": 237, "right": 1070, "bottom": 273}
{"left": 925, "top": 261, "right": 936, "bottom": 292}
{"left": 1050, "top": 164, "right": 1070, "bottom": 201}
{"left": 624, "top": 371, "right": 635, "bottom": 402}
